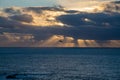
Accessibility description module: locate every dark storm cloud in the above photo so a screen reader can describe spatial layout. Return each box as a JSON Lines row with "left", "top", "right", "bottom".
{"left": 0, "top": 16, "right": 21, "bottom": 28}
{"left": 57, "top": 12, "right": 120, "bottom": 27}
{"left": 56, "top": 12, "right": 120, "bottom": 40}
{"left": 0, "top": 12, "right": 120, "bottom": 40}
{"left": 4, "top": 7, "right": 22, "bottom": 14}
{"left": 0, "top": 2, "right": 120, "bottom": 41}
{"left": 10, "top": 14, "right": 33, "bottom": 23}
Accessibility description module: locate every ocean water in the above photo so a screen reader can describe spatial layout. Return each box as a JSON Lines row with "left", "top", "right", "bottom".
{"left": 0, "top": 48, "right": 120, "bottom": 80}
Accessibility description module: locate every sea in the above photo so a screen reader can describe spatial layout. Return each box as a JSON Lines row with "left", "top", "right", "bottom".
{"left": 0, "top": 48, "right": 120, "bottom": 80}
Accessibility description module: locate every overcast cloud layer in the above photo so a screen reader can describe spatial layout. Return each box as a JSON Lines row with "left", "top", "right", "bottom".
{"left": 0, "top": 1, "right": 120, "bottom": 47}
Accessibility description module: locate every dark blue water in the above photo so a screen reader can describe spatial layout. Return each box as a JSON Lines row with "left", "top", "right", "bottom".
{"left": 0, "top": 48, "right": 120, "bottom": 55}
{"left": 0, "top": 48, "right": 120, "bottom": 80}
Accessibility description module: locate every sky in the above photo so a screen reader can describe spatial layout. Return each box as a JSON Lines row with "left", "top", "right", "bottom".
{"left": 0, "top": 0, "right": 117, "bottom": 8}
{"left": 0, "top": 0, "right": 57, "bottom": 7}
{"left": 0, "top": 0, "right": 120, "bottom": 47}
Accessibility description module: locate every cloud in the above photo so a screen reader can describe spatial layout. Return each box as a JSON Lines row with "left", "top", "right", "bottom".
{"left": 0, "top": 3, "right": 120, "bottom": 47}
{"left": 0, "top": 32, "right": 35, "bottom": 47}
{"left": 56, "top": 12, "right": 120, "bottom": 40}
{"left": 0, "top": 16, "right": 22, "bottom": 29}
{"left": 10, "top": 14, "right": 33, "bottom": 23}
{"left": 1, "top": 32, "right": 34, "bottom": 42}
{"left": 1, "top": 33, "right": 119, "bottom": 47}
{"left": 103, "top": 1, "right": 120, "bottom": 12}
{"left": 36, "top": 35, "right": 75, "bottom": 47}
{"left": 57, "top": 0, "right": 111, "bottom": 11}
{"left": 0, "top": 7, "right": 65, "bottom": 27}
{"left": 57, "top": 0, "right": 120, "bottom": 12}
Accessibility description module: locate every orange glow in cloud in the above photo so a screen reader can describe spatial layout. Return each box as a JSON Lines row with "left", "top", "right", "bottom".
{"left": 0, "top": 7, "right": 66, "bottom": 27}
{"left": 0, "top": 33, "right": 120, "bottom": 47}
{"left": 22, "top": 10, "right": 66, "bottom": 27}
